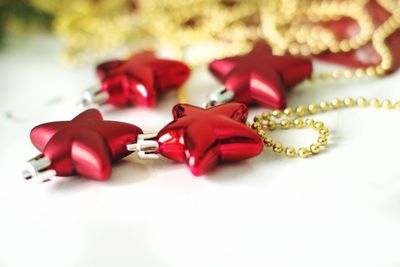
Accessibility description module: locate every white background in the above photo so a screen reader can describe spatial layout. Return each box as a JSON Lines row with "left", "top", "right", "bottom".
{"left": 1, "top": 35, "right": 400, "bottom": 267}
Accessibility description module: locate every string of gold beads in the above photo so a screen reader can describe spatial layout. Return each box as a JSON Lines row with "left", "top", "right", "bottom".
{"left": 261, "top": 0, "right": 399, "bottom": 80}
{"left": 251, "top": 97, "right": 400, "bottom": 158}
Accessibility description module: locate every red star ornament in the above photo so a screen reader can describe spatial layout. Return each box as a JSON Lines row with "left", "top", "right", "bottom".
{"left": 96, "top": 51, "right": 191, "bottom": 107}
{"left": 29, "top": 109, "right": 143, "bottom": 181}
{"left": 156, "top": 103, "right": 264, "bottom": 176}
{"left": 209, "top": 41, "right": 313, "bottom": 109}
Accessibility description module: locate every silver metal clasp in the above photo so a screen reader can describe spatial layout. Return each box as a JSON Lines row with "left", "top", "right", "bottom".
{"left": 203, "top": 86, "right": 235, "bottom": 108}
{"left": 22, "top": 154, "right": 56, "bottom": 183}
{"left": 81, "top": 85, "right": 109, "bottom": 108}
{"left": 127, "top": 133, "right": 160, "bottom": 160}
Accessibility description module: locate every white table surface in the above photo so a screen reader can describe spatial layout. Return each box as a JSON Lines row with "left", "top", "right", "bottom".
{"left": 1, "top": 35, "right": 400, "bottom": 267}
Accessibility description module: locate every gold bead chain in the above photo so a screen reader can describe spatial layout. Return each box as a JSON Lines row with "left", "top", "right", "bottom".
{"left": 263, "top": 0, "right": 400, "bottom": 80}
{"left": 182, "top": 1, "right": 400, "bottom": 80}
{"left": 267, "top": 1, "right": 375, "bottom": 56}
{"left": 251, "top": 97, "right": 400, "bottom": 158}
{"left": 177, "top": 87, "right": 399, "bottom": 158}
{"left": 32, "top": 0, "right": 400, "bottom": 69}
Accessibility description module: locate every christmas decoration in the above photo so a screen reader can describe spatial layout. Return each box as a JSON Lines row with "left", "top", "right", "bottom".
{"left": 14, "top": 0, "right": 400, "bottom": 185}
{"left": 23, "top": 109, "right": 142, "bottom": 182}
{"left": 27, "top": 0, "right": 400, "bottom": 73}
{"left": 82, "top": 51, "right": 191, "bottom": 108}
{"left": 23, "top": 103, "right": 264, "bottom": 180}
{"left": 23, "top": 95, "right": 400, "bottom": 182}
{"left": 208, "top": 41, "right": 312, "bottom": 109}
{"left": 315, "top": 0, "right": 400, "bottom": 72}
{"left": 155, "top": 103, "right": 264, "bottom": 176}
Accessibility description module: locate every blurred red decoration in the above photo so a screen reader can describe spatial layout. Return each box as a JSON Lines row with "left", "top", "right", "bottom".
{"left": 96, "top": 51, "right": 191, "bottom": 107}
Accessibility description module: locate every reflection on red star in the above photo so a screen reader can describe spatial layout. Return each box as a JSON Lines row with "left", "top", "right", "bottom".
{"left": 30, "top": 109, "right": 143, "bottom": 180}
{"left": 96, "top": 51, "right": 191, "bottom": 107}
{"left": 156, "top": 103, "right": 263, "bottom": 176}
{"left": 209, "top": 41, "right": 313, "bottom": 109}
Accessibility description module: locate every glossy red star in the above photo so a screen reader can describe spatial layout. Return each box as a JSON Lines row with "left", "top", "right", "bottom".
{"left": 209, "top": 41, "right": 313, "bottom": 109}
{"left": 96, "top": 51, "right": 191, "bottom": 107}
{"left": 156, "top": 103, "right": 264, "bottom": 176}
{"left": 30, "top": 109, "right": 143, "bottom": 180}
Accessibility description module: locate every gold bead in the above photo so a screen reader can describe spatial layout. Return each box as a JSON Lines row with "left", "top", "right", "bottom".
{"left": 263, "top": 137, "right": 273, "bottom": 147}
{"left": 267, "top": 120, "right": 277, "bottom": 130}
{"left": 318, "top": 137, "right": 328, "bottom": 146}
{"left": 344, "top": 97, "right": 355, "bottom": 107}
{"left": 310, "top": 73, "right": 318, "bottom": 81}
{"left": 382, "top": 99, "right": 393, "bottom": 109}
{"left": 357, "top": 97, "right": 368, "bottom": 107}
{"left": 308, "top": 104, "right": 320, "bottom": 114}
{"left": 254, "top": 115, "right": 262, "bottom": 122}
{"left": 310, "top": 46, "right": 322, "bottom": 55}
{"left": 285, "top": 146, "right": 296, "bottom": 157}
{"left": 298, "top": 147, "right": 310, "bottom": 158}
{"left": 296, "top": 105, "right": 307, "bottom": 116}
{"left": 280, "top": 119, "right": 291, "bottom": 129}
{"left": 256, "top": 122, "right": 264, "bottom": 131}
{"left": 344, "top": 69, "right": 354, "bottom": 79}
{"left": 375, "top": 66, "right": 386, "bottom": 76}
{"left": 319, "top": 101, "right": 331, "bottom": 111}
{"left": 319, "top": 128, "right": 329, "bottom": 136}
{"left": 366, "top": 67, "right": 376, "bottom": 76}
{"left": 332, "top": 70, "right": 341, "bottom": 79}
{"left": 305, "top": 118, "right": 315, "bottom": 127}
{"left": 252, "top": 122, "right": 262, "bottom": 129}
{"left": 339, "top": 41, "right": 351, "bottom": 52}
{"left": 289, "top": 43, "right": 300, "bottom": 55}
{"left": 310, "top": 144, "right": 320, "bottom": 154}
{"left": 300, "top": 45, "right": 311, "bottom": 56}
{"left": 319, "top": 72, "right": 330, "bottom": 80}
{"left": 381, "top": 60, "right": 392, "bottom": 71}
{"left": 355, "top": 68, "right": 365, "bottom": 78}
{"left": 369, "top": 98, "right": 381, "bottom": 108}
{"left": 314, "top": 121, "right": 324, "bottom": 130}
{"left": 258, "top": 130, "right": 267, "bottom": 139}
{"left": 293, "top": 118, "right": 304, "bottom": 128}
{"left": 272, "top": 110, "right": 283, "bottom": 118}
{"left": 329, "top": 45, "right": 340, "bottom": 53}
{"left": 331, "top": 98, "right": 343, "bottom": 108}
{"left": 262, "top": 111, "right": 271, "bottom": 119}
{"left": 284, "top": 107, "right": 294, "bottom": 116}
{"left": 273, "top": 143, "right": 284, "bottom": 153}
{"left": 257, "top": 127, "right": 265, "bottom": 135}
